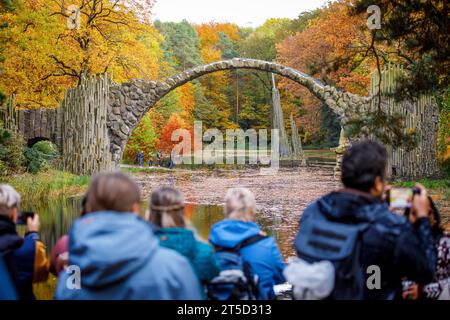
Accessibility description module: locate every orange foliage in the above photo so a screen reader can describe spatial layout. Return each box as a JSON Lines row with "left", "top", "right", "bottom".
{"left": 157, "top": 113, "right": 188, "bottom": 154}
{"left": 179, "top": 83, "right": 195, "bottom": 122}
{"left": 277, "top": 0, "right": 375, "bottom": 134}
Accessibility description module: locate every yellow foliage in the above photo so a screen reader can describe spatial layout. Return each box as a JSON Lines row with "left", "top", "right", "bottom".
{"left": 0, "top": 0, "right": 162, "bottom": 109}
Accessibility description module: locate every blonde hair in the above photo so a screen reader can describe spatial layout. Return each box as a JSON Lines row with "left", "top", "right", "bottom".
{"left": 0, "top": 184, "right": 20, "bottom": 216}
{"left": 224, "top": 187, "right": 256, "bottom": 222}
{"left": 149, "top": 187, "right": 186, "bottom": 228}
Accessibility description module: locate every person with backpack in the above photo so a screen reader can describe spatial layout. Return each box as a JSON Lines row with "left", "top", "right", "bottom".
{"left": 208, "top": 187, "right": 285, "bottom": 300}
{"left": 0, "top": 185, "right": 49, "bottom": 300}
{"left": 55, "top": 172, "right": 202, "bottom": 300}
{"left": 148, "top": 187, "right": 220, "bottom": 288}
{"left": 0, "top": 252, "right": 18, "bottom": 300}
{"left": 291, "top": 140, "right": 437, "bottom": 300}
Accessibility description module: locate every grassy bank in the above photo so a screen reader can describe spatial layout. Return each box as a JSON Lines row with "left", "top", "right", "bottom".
{"left": 392, "top": 178, "right": 450, "bottom": 204}
{"left": 0, "top": 169, "right": 89, "bottom": 202}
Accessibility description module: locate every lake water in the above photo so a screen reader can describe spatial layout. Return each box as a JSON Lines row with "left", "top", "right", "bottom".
{"left": 19, "top": 196, "right": 285, "bottom": 254}
{"left": 21, "top": 196, "right": 288, "bottom": 299}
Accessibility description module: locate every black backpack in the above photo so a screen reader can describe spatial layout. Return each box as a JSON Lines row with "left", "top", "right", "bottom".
{"left": 294, "top": 205, "right": 372, "bottom": 300}
{"left": 207, "top": 234, "right": 266, "bottom": 300}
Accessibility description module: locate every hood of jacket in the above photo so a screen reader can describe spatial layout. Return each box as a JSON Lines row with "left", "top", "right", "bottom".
{"left": 68, "top": 211, "right": 158, "bottom": 288}
{"left": 209, "top": 219, "right": 261, "bottom": 248}
{"left": 315, "top": 189, "right": 389, "bottom": 223}
{"left": 0, "top": 215, "right": 23, "bottom": 252}
{"left": 154, "top": 227, "right": 197, "bottom": 260}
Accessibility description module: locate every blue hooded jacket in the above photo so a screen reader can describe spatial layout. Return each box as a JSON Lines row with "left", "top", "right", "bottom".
{"left": 209, "top": 219, "right": 285, "bottom": 299}
{"left": 55, "top": 211, "right": 202, "bottom": 300}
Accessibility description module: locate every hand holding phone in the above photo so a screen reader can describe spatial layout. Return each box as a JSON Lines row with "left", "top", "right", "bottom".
{"left": 411, "top": 183, "right": 430, "bottom": 218}
{"left": 17, "top": 211, "right": 35, "bottom": 225}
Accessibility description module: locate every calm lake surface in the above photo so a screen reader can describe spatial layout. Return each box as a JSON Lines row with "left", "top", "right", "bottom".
{"left": 19, "top": 196, "right": 287, "bottom": 257}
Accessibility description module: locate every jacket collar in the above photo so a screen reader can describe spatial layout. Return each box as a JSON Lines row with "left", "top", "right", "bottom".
{"left": 0, "top": 215, "right": 22, "bottom": 252}
{"left": 0, "top": 215, "right": 16, "bottom": 235}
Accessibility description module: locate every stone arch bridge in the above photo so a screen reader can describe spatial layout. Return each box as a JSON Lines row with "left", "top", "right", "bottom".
{"left": 1, "top": 58, "right": 438, "bottom": 178}
{"left": 108, "top": 58, "right": 370, "bottom": 164}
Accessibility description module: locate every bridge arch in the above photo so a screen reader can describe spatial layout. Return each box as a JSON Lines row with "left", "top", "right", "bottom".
{"left": 107, "top": 58, "right": 370, "bottom": 163}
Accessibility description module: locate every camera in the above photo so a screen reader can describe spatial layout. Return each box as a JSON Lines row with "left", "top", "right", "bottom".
{"left": 17, "top": 211, "right": 35, "bottom": 225}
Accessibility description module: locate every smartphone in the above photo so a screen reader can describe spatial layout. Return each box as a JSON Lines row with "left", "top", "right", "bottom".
{"left": 17, "top": 211, "right": 35, "bottom": 225}
{"left": 388, "top": 188, "right": 414, "bottom": 209}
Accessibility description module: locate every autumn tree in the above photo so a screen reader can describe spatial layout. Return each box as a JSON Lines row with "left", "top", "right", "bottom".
{"left": 0, "top": 0, "right": 162, "bottom": 108}
{"left": 0, "top": 0, "right": 15, "bottom": 104}
{"left": 157, "top": 113, "right": 188, "bottom": 154}
{"left": 123, "top": 112, "right": 158, "bottom": 164}
{"left": 277, "top": 2, "right": 374, "bottom": 145}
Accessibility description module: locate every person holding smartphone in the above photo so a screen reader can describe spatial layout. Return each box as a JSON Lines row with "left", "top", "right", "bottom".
{"left": 402, "top": 198, "right": 450, "bottom": 300}
{"left": 0, "top": 184, "right": 49, "bottom": 300}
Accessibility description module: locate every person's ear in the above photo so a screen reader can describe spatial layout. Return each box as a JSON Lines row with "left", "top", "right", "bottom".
{"left": 131, "top": 202, "right": 141, "bottom": 215}
{"left": 11, "top": 207, "right": 18, "bottom": 223}
{"left": 371, "top": 176, "right": 384, "bottom": 197}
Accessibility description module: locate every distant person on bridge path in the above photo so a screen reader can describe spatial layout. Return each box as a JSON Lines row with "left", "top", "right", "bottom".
{"left": 137, "top": 150, "right": 143, "bottom": 168}
{"left": 292, "top": 140, "right": 437, "bottom": 300}
{"left": 55, "top": 172, "right": 202, "bottom": 300}
{"left": 169, "top": 154, "right": 174, "bottom": 169}
{"left": 148, "top": 152, "right": 154, "bottom": 168}
{"left": 156, "top": 151, "right": 161, "bottom": 167}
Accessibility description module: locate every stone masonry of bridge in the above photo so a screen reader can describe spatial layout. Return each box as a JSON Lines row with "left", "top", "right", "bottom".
{"left": 107, "top": 58, "right": 371, "bottom": 164}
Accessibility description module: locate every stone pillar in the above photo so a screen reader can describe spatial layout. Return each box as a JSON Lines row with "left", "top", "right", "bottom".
{"left": 334, "top": 127, "right": 351, "bottom": 179}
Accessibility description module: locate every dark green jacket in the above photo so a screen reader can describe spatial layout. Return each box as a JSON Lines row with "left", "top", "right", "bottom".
{"left": 155, "top": 227, "right": 220, "bottom": 283}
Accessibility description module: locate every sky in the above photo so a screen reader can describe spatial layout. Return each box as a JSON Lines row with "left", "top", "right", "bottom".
{"left": 152, "top": 0, "right": 330, "bottom": 28}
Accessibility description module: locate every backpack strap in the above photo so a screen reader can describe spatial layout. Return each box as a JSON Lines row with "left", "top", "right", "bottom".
{"left": 215, "top": 234, "right": 267, "bottom": 253}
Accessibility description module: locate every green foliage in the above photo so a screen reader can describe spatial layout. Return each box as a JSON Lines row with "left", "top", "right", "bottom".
{"left": 157, "top": 89, "right": 183, "bottom": 120}
{"left": 23, "top": 140, "right": 59, "bottom": 174}
{"left": 0, "top": 122, "right": 24, "bottom": 176}
{"left": 0, "top": 0, "right": 15, "bottom": 11}
{"left": 23, "top": 147, "right": 48, "bottom": 174}
{"left": 155, "top": 20, "right": 203, "bottom": 71}
{"left": 319, "top": 104, "right": 340, "bottom": 147}
{"left": 353, "top": 0, "right": 449, "bottom": 99}
{"left": 217, "top": 32, "right": 239, "bottom": 59}
{"left": 123, "top": 113, "right": 158, "bottom": 163}
{"left": 344, "top": 109, "right": 417, "bottom": 150}
{"left": 32, "top": 140, "right": 58, "bottom": 158}
{"left": 437, "top": 87, "right": 450, "bottom": 156}
{"left": 238, "top": 99, "right": 270, "bottom": 130}
{"left": 392, "top": 178, "right": 449, "bottom": 191}
{"left": 0, "top": 169, "right": 89, "bottom": 202}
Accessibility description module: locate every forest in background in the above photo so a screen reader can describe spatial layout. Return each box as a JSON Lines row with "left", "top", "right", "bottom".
{"left": 0, "top": 0, "right": 448, "bottom": 166}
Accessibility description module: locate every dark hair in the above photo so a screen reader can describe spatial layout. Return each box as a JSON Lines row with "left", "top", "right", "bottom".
{"left": 80, "top": 194, "right": 88, "bottom": 216}
{"left": 85, "top": 172, "right": 140, "bottom": 214}
{"left": 406, "top": 196, "right": 444, "bottom": 238}
{"left": 341, "top": 140, "right": 388, "bottom": 192}
{"left": 429, "top": 197, "right": 444, "bottom": 238}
